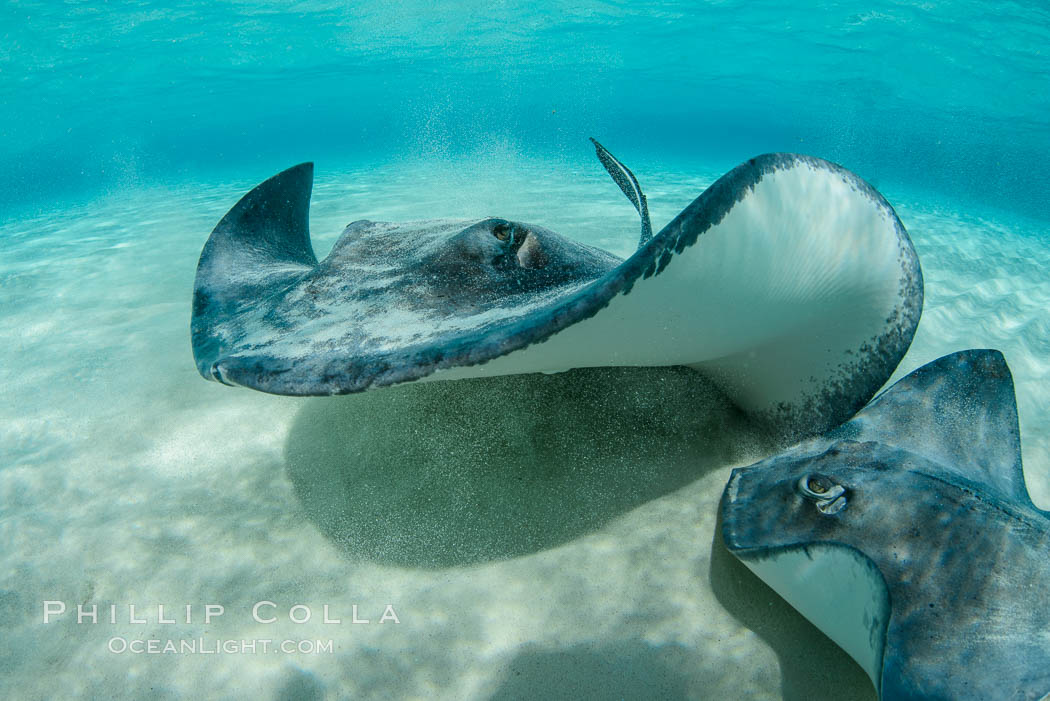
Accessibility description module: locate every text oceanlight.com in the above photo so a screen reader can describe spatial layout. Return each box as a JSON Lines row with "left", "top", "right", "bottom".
{"left": 107, "top": 638, "right": 334, "bottom": 655}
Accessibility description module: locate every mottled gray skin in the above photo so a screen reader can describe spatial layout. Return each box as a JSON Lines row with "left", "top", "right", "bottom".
{"left": 191, "top": 144, "right": 921, "bottom": 442}
{"left": 722, "top": 350, "right": 1050, "bottom": 700}
{"left": 190, "top": 164, "right": 621, "bottom": 394}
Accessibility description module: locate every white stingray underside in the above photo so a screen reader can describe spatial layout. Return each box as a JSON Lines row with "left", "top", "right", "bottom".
{"left": 432, "top": 162, "right": 915, "bottom": 417}
{"left": 195, "top": 154, "right": 920, "bottom": 436}
{"left": 738, "top": 545, "right": 889, "bottom": 693}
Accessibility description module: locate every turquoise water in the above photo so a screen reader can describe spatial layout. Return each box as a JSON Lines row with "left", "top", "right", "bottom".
{"left": 3, "top": 1, "right": 1049, "bottom": 220}
{"left": 3, "top": 3, "right": 1050, "bottom": 700}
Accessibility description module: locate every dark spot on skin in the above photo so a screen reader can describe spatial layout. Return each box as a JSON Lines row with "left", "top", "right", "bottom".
{"left": 655, "top": 249, "right": 674, "bottom": 275}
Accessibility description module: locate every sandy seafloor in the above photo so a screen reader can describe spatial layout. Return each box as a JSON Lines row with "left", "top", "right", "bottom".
{"left": 2, "top": 152, "right": 1049, "bottom": 701}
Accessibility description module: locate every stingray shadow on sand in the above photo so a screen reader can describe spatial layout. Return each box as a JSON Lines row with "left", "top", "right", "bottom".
{"left": 284, "top": 365, "right": 771, "bottom": 568}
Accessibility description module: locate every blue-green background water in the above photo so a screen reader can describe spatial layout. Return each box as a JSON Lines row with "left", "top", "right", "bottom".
{"left": 4, "top": 4, "right": 1050, "bottom": 700}
{"left": 3, "top": 1, "right": 1048, "bottom": 221}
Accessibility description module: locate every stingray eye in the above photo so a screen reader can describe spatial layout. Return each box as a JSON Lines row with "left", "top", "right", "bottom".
{"left": 800, "top": 475, "right": 830, "bottom": 495}
{"left": 796, "top": 474, "right": 848, "bottom": 515}
{"left": 492, "top": 223, "right": 511, "bottom": 241}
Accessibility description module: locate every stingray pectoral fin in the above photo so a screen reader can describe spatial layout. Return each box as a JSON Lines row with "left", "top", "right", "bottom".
{"left": 729, "top": 542, "right": 890, "bottom": 696}
{"left": 833, "top": 349, "right": 1030, "bottom": 505}
{"left": 458, "top": 154, "right": 921, "bottom": 439}
{"left": 206, "top": 162, "right": 317, "bottom": 267}
{"left": 679, "top": 156, "right": 922, "bottom": 436}
{"left": 191, "top": 163, "right": 319, "bottom": 379}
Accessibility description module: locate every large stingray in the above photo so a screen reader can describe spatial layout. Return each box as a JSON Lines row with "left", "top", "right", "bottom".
{"left": 192, "top": 140, "right": 922, "bottom": 438}
{"left": 721, "top": 349, "right": 1050, "bottom": 700}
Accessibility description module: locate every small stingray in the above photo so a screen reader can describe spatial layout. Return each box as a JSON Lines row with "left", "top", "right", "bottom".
{"left": 192, "top": 140, "right": 922, "bottom": 438}
{"left": 722, "top": 349, "right": 1050, "bottom": 700}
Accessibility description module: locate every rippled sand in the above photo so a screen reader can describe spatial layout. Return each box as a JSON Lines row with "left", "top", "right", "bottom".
{"left": 1, "top": 156, "right": 1047, "bottom": 700}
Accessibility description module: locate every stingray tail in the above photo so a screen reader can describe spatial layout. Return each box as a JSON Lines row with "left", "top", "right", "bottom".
{"left": 590, "top": 138, "right": 653, "bottom": 248}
